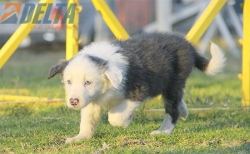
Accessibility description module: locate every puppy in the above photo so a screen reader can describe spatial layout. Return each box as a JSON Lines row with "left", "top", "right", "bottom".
{"left": 48, "top": 32, "right": 226, "bottom": 143}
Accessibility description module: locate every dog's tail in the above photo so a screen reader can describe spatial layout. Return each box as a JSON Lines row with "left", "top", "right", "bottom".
{"left": 194, "top": 42, "right": 226, "bottom": 75}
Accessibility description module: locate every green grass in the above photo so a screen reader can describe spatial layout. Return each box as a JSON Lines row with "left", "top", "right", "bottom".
{"left": 1, "top": 105, "right": 250, "bottom": 153}
{"left": 0, "top": 47, "right": 249, "bottom": 153}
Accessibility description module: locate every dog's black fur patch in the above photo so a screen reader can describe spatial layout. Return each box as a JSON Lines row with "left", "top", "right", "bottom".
{"left": 86, "top": 55, "right": 108, "bottom": 68}
{"left": 113, "top": 32, "right": 209, "bottom": 124}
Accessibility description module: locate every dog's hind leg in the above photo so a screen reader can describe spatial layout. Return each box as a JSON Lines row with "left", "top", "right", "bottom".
{"left": 150, "top": 113, "right": 175, "bottom": 135}
{"left": 151, "top": 86, "right": 183, "bottom": 135}
{"left": 65, "top": 102, "right": 103, "bottom": 143}
{"left": 178, "top": 99, "right": 188, "bottom": 121}
{"left": 108, "top": 99, "right": 141, "bottom": 128}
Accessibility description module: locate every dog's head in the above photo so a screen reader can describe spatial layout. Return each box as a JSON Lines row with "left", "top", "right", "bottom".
{"left": 48, "top": 54, "right": 124, "bottom": 110}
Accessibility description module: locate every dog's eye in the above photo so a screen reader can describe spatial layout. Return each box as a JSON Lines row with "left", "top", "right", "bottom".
{"left": 67, "top": 80, "right": 72, "bottom": 84}
{"left": 85, "top": 81, "right": 91, "bottom": 85}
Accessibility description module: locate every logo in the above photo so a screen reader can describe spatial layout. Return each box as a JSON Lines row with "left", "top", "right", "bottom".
{"left": 1, "top": 3, "right": 22, "bottom": 24}
{"left": 0, "top": 2, "right": 76, "bottom": 28}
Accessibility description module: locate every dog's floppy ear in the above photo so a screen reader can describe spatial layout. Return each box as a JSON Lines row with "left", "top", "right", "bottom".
{"left": 48, "top": 60, "right": 69, "bottom": 79}
{"left": 104, "top": 63, "right": 123, "bottom": 89}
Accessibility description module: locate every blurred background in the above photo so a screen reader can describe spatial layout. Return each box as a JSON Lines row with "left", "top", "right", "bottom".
{"left": 0, "top": 0, "right": 243, "bottom": 50}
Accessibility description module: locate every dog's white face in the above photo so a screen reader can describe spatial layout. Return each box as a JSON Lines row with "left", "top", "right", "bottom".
{"left": 48, "top": 42, "right": 128, "bottom": 110}
{"left": 63, "top": 56, "right": 108, "bottom": 110}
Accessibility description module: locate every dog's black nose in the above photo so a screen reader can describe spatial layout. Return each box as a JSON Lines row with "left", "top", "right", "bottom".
{"left": 70, "top": 98, "right": 79, "bottom": 106}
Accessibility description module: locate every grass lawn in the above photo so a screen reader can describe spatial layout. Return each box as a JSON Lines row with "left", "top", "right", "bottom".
{"left": 0, "top": 46, "right": 250, "bottom": 153}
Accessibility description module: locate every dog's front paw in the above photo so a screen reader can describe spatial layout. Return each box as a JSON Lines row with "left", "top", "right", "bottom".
{"left": 65, "top": 134, "right": 92, "bottom": 144}
{"left": 65, "top": 137, "right": 81, "bottom": 144}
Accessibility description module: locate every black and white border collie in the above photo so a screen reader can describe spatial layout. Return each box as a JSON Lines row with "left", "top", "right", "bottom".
{"left": 48, "top": 32, "right": 226, "bottom": 143}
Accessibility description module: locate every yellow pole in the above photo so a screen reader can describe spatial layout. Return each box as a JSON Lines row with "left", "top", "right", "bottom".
{"left": 0, "top": 0, "right": 54, "bottom": 69}
{"left": 66, "top": 0, "right": 81, "bottom": 60}
{"left": 0, "top": 94, "right": 63, "bottom": 102}
{"left": 186, "top": 0, "right": 227, "bottom": 44}
{"left": 242, "top": 0, "right": 250, "bottom": 106}
{"left": 92, "top": 0, "right": 130, "bottom": 40}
